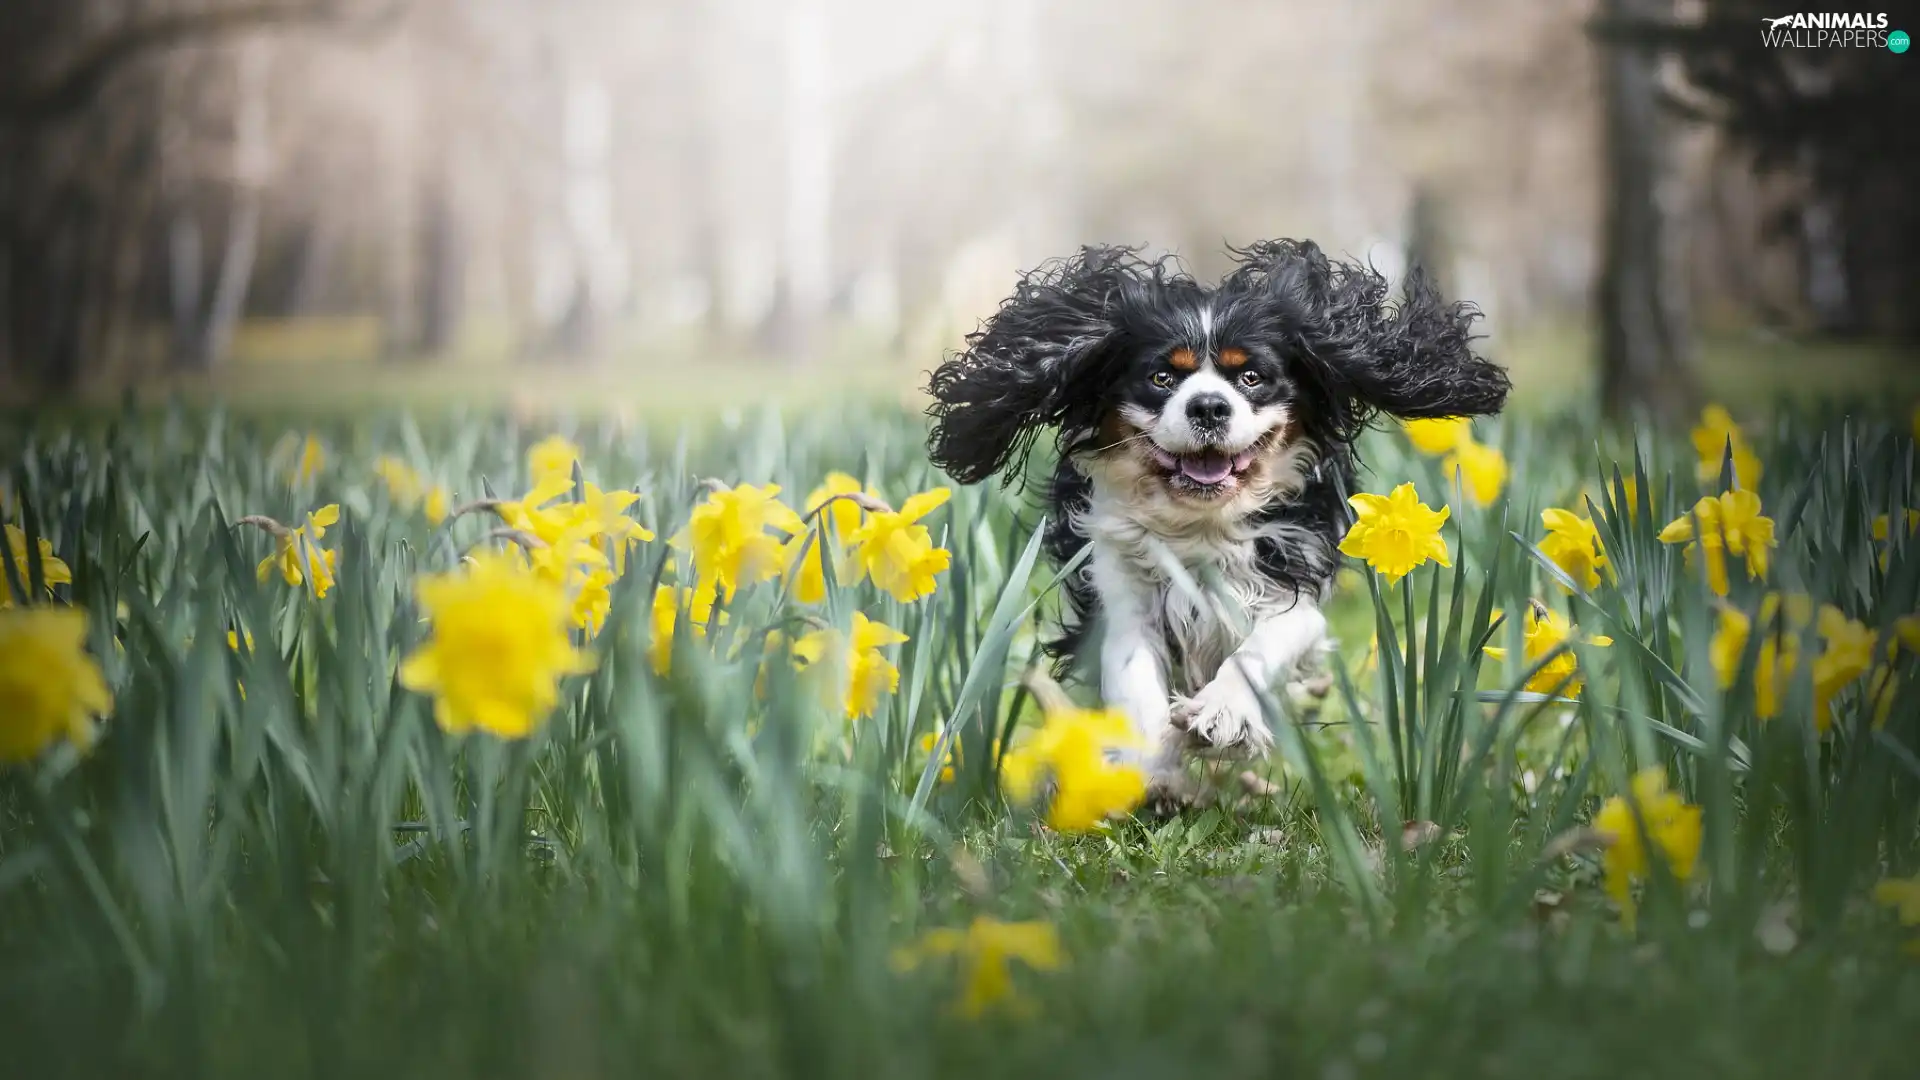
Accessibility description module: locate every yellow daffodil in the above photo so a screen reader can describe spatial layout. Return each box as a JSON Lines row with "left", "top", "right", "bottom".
{"left": 1876, "top": 875, "right": 1920, "bottom": 925}
{"left": 1810, "top": 606, "right": 1876, "bottom": 732}
{"left": 423, "top": 484, "right": 450, "bottom": 525}
{"left": 0, "top": 608, "right": 111, "bottom": 763}
{"left": 1872, "top": 873, "right": 1920, "bottom": 958}
{"left": 791, "top": 612, "right": 910, "bottom": 720}
{"left": 890, "top": 916, "right": 1065, "bottom": 1018}
{"left": 256, "top": 505, "right": 341, "bottom": 599}
{"left": 683, "top": 483, "right": 805, "bottom": 601}
{"left": 398, "top": 552, "right": 595, "bottom": 738}
{"left": 1592, "top": 768, "right": 1702, "bottom": 932}
{"left": 1658, "top": 490, "right": 1776, "bottom": 596}
{"left": 649, "top": 584, "right": 721, "bottom": 676}
{"left": 2, "top": 524, "right": 72, "bottom": 607}
{"left": 1485, "top": 601, "right": 1611, "bottom": 698}
{"left": 528, "top": 435, "right": 582, "bottom": 483}
{"left": 1443, "top": 437, "right": 1508, "bottom": 508}
{"left": 845, "top": 488, "right": 953, "bottom": 603}
{"left": 1873, "top": 509, "right": 1920, "bottom": 569}
{"left": 1708, "top": 593, "right": 1812, "bottom": 721}
{"left": 1896, "top": 615, "right": 1920, "bottom": 656}
{"left": 375, "top": 455, "right": 423, "bottom": 504}
{"left": 578, "top": 482, "right": 654, "bottom": 572}
{"left": 1610, "top": 475, "right": 1641, "bottom": 521}
{"left": 571, "top": 567, "right": 615, "bottom": 637}
{"left": 1403, "top": 416, "right": 1471, "bottom": 456}
{"left": 1338, "top": 482, "right": 1451, "bottom": 585}
{"left": 1539, "top": 508, "right": 1608, "bottom": 591}
{"left": 782, "top": 528, "right": 837, "bottom": 605}
{"left": 782, "top": 473, "right": 889, "bottom": 603}
{"left": 376, "top": 456, "right": 454, "bottom": 526}
{"left": 1690, "top": 405, "right": 1763, "bottom": 489}
{"left": 805, "top": 472, "right": 881, "bottom": 541}
{"left": 918, "top": 731, "right": 1002, "bottom": 784}
{"left": 287, "top": 433, "right": 326, "bottom": 485}
{"left": 1000, "top": 705, "right": 1147, "bottom": 832}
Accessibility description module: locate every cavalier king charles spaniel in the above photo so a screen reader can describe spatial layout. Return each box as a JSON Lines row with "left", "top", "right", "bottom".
{"left": 925, "top": 239, "right": 1510, "bottom": 806}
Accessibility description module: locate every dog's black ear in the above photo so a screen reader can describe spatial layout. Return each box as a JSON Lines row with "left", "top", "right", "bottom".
{"left": 1225, "top": 240, "right": 1509, "bottom": 431}
{"left": 926, "top": 245, "right": 1153, "bottom": 485}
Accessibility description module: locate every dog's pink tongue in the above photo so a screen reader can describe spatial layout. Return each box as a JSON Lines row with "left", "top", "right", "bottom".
{"left": 1180, "top": 451, "right": 1233, "bottom": 485}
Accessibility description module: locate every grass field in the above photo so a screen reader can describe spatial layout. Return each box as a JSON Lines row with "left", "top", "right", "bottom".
{"left": 4, "top": 360, "right": 1920, "bottom": 1078}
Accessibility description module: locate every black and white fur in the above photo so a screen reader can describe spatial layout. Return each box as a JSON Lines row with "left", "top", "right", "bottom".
{"left": 925, "top": 240, "right": 1510, "bottom": 802}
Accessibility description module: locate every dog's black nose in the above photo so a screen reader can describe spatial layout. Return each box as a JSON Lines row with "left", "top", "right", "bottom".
{"left": 1185, "top": 392, "right": 1232, "bottom": 428}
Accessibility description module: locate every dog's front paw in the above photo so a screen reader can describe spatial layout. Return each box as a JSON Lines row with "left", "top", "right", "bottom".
{"left": 1170, "top": 677, "right": 1274, "bottom": 758}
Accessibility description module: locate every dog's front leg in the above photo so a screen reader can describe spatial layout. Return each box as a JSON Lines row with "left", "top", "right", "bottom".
{"left": 1093, "top": 557, "right": 1186, "bottom": 799}
{"left": 1174, "top": 602, "right": 1327, "bottom": 756}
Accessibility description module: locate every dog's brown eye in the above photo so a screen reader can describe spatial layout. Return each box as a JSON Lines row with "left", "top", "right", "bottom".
{"left": 1151, "top": 371, "right": 1177, "bottom": 390}
{"left": 1237, "top": 370, "right": 1264, "bottom": 388}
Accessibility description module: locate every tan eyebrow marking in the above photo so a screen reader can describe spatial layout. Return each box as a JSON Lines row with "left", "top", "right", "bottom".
{"left": 1168, "top": 347, "right": 1198, "bottom": 371}
{"left": 1216, "top": 346, "right": 1249, "bottom": 369}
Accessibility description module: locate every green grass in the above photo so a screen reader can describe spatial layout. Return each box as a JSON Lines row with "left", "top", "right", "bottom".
{"left": 3, "top": 377, "right": 1920, "bottom": 1079}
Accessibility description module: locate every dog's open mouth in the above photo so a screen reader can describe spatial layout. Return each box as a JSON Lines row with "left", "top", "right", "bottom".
{"left": 1147, "top": 445, "right": 1258, "bottom": 492}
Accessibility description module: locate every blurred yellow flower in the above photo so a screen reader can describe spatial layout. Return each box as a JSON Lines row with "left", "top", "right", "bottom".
{"left": 1592, "top": 768, "right": 1702, "bottom": 932}
{"left": 1876, "top": 875, "right": 1920, "bottom": 925}
{"left": 398, "top": 552, "right": 594, "bottom": 739}
{"left": 1539, "top": 508, "right": 1608, "bottom": 592}
{"left": 1658, "top": 490, "right": 1775, "bottom": 596}
{"left": 845, "top": 488, "right": 953, "bottom": 603}
{"left": 226, "top": 629, "right": 254, "bottom": 652}
{"left": 423, "top": 484, "right": 450, "bottom": 526}
{"left": 1898, "top": 615, "right": 1920, "bottom": 655}
{"left": 2, "top": 524, "right": 72, "bottom": 607}
{"left": 917, "top": 730, "right": 1002, "bottom": 784}
{"left": 1709, "top": 599, "right": 1801, "bottom": 720}
{"left": 528, "top": 435, "right": 582, "bottom": 483}
{"left": 376, "top": 456, "right": 453, "bottom": 526}
{"left": 375, "top": 455, "right": 422, "bottom": 503}
{"left": 890, "top": 916, "right": 1065, "bottom": 1018}
{"left": 1611, "top": 475, "right": 1641, "bottom": 520}
{"left": 792, "top": 612, "right": 910, "bottom": 720}
{"left": 1484, "top": 601, "right": 1611, "bottom": 698}
{"left": 0, "top": 608, "right": 111, "bottom": 763}
{"left": 257, "top": 505, "right": 340, "bottom": 599}
{"left": 1443, "top": 437, "right": 1507, "bottom": 507}
{"left": 572, "top": 567, "right": 614, "bottom": 637}
{"left": 1403, "top": 417, "right": 1471, "bottom": 456}
{"left": 578, "top": 482, "right": 654, "bottom": 572}
{"left": 782, "top": 528, "right": 837, "bottom": 605}
{"left": 649, "top": 584, "right": 720, "bottom": 676}
{"left": 525, "top": 526, "right": 608, "bottom": 592}
{"left": 1872, "top": 509, "right": 1920, "bottom": 569}
{"left": 1338, "top": 482, "right": 1451, "bottom": 585}
{"left": 683, "top": 483, "right": 804, "bottom": 601}
{"left": 1811, "top": 606, "right": 1876, "bottom": 733}
{"left": 1690, "top": 405, "right": 1763, "bottom": 489}
{"left": 805, "top": 472, "right": 881, "bottom": 542}
{"left": 1000, "top": 705, "right": 1147, "bottom": 832}
{"left": 288, "top": 434, "right": 326, "bottom": 485}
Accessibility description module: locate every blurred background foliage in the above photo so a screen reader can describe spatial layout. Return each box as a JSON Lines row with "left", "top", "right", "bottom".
{"left": 0, "top": 0, "right": 1915, "bottom": 415}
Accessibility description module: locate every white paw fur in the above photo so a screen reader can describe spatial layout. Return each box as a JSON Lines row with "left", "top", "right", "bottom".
{"left": 1171, "top": 673, "right": 1274, "bottom": 757}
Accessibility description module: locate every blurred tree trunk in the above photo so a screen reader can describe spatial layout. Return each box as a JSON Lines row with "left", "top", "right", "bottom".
{"left": 1595, "top": 0, "right": 1696, "bottom": 424}
{"left": 766, "top": 0, "right": 831, "bottom": 362}
{"left": 1405, "top": 183, "right": 1447, "bottom": 286}
{"left": 415, "top": 165, "right": 463, "bottom": 356}
{"left": 173, "top": 47, "right": 266, "bottom": 373}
